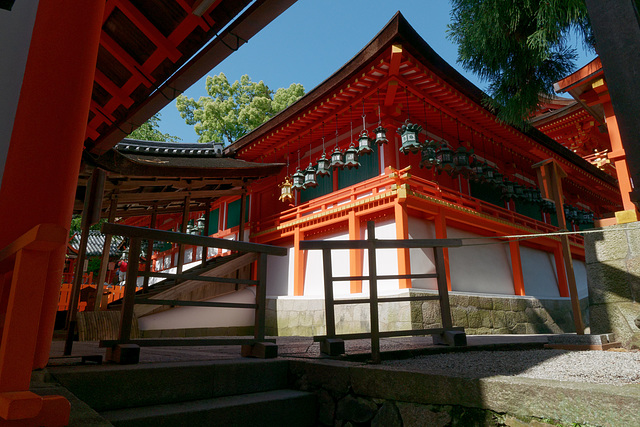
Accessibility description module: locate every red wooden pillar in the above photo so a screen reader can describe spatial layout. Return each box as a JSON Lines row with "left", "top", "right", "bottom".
{"left": 394, "top": 200, "right": 411, "bottom": 289}
{"left": 293, "top": 226, "right": 306, "bottom": 296}
{"left": 0, "top": 1, "right": 105, "bottom": 373}
{"left": 603, "top": 102, "right": 637, "bottom": 212}
{"left": 509, "top": 241, "right": 525, "bottom": 296}
{"left": 434, "top": 211, "right": 452, "bottom": 291}
{"left": 348, "top": 210, "right": 362, "bottom": 293}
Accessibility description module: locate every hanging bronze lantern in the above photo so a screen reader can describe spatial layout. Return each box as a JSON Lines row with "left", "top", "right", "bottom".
{"left": 531, "top": 188, "right": 543, "bottom": 205}
{"left": 419, "top": 139, "right": 439, "bottom": 169}
{"left": 483, "top": 164, "right": 495, "bottom": 182}
{"left": 513, "top": 182, "right": 525, "bottom": 199}
{"left": 304, "top": 163, "right": 318, "bottom": 189}
{"left": 316, "top": 152, "right": 331, "bottom": 177}
{"left": 330, "top": 147, "right": 345, "bottom": 169}
{"left": 374, "top": 125, "right": 388, "bottom": 145}
{"left": 398, "top": 120, "right": 423, "bottom": 155}
{"left": 279, "top": 177, "right": 293, "bottom": 203}
{"left": 501, "top": 179, "right": 515, "bottom": 200}
{"left": 344, "top": 144, "right": 361, "bottom": 169}
{"left": 436, "top": 142, "right": 455, "bottom": 174}
{"left": 542, "top": 199, "right": 555, "bottom": 213}
{"left": 292, "top": 168, "right": 305, "bottom": 191}
{"left": 357, "top": 130, "right": 373, "bottom": 155}
{"left": 493, "top": 171, "right": 504, "bottom": 187}
{"left": 522, "top": 187, "right": 535, "bottom": 203}
{"left": 471, "top": 159, "right": 485, "bottom": 182}
{"left": 453, "top": 146, "right": 473, "bottom": 178}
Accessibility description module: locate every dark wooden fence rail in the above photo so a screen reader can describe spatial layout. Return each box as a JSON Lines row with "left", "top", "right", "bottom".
{"left": 98, "top": 223, "right": 287, "bottom": 363}
{"left": 300, "top": 221, "right": 465, "bottom": 363}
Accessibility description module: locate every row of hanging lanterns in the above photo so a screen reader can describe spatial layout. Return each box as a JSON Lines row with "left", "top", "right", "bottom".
{"left": 278, "top": 87, "right": 596, "bottom": 224}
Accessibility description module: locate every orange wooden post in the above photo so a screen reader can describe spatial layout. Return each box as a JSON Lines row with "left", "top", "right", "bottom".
{"left": 553, "top": 243, "right": 570, "bottom": 297}
{"left": 603, "top": 102, "right": 637, "bottom": 213}
{"left": 508, "top": 241, "right": 525, "bottom": 296}
{"left": 394, "top": 200, "right": 411, "bottom": 289}
{"left": 0, "top": 0, "right": 105, "bottom": 376}
{"left": 533, "top": 159, "right": 584, "bottom": 334}
{"left": 348, "top": 210, "right": 363, "bottom": 293}
{"left": 434, "top": 211, "right": 452, "bottom": 291}
{"left": 293, "top": 226, "right": 306, "bottom": 296}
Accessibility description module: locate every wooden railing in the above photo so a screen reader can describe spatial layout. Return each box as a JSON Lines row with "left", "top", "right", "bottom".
{"left": 58, "top": 283, "right": 125, "bottom": 311}
{"left": 61, "top": 271, "right": 94, "bottom": 284}
{"left": 300, "top": 221, "right": 466, "bottom": 364}
{"left": 96, "top": 223, "right": 287, "bottom": 363}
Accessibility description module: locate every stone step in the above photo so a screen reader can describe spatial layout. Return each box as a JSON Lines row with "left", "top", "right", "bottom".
{"left": 101, "top": 389, "right": 317, "bottom": 427}
{"left": 49, "top": 359, "right": 289, "bottom": 412}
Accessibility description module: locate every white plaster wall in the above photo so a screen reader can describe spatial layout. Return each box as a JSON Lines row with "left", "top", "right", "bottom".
{"left": 137, "top": 286, "right": 256, "bottom": 330}
{"left": 407, "top": 216, "right": 437, "bottom": 290}
{"left": 574, "top": 259, "right": 588, "bottom": 299}
{"left": 446, "top": 227, "right": 515, "bottom": 295}
{"left": 266, "top": 247, "right": 291, "bottom": 297}
{"left": 304, "top": 231, "right": 351, "bottom": 297}
{"left": 0, "top": 1, "right": 40, "bottom": 185}
{"left": 520, "top": 246, "right": 560, "bottom": 298}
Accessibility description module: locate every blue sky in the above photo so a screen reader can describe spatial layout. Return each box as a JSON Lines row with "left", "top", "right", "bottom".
{"left": 158, "top": 0, "right": 596, "bottom": 142}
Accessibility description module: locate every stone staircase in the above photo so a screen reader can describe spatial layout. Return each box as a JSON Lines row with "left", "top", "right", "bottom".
{"left": 47, "top": 359, "right": 317, "bottom": 426}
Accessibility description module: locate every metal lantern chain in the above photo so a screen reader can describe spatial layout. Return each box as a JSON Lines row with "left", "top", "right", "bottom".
{"left": 304, "top": 129, "right": 318, "bottom": 189}
{"left": 358, "top": 99, "right": 373, "bottom": 155}
{"left": 344, "top": 106, "right": 361, "bottom": 169}
{"left": 292, "top": 139, "right": 305, "bottom": 191}
{"left": 316, "top": 121, "right": 331, "bottom": 177}
{"left": 435, "top": 110, "right": 454, "bottom": 174}
{"left": 374, "top": 88, "right": 388, "bottom": 145}
{"left": 398, "top": 87, "right": 422, "bottom": 155}
{"left": 331, "top": 114, "right": 345, "bottom": 169}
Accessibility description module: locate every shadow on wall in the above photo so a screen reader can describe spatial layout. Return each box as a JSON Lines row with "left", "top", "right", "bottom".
{"left": 585, "top": 222, "right": 640, "bottom": 348}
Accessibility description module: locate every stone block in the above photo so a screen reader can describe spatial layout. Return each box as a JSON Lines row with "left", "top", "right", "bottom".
{"left": 587, "top": 260, "right": 633, "bottom": 304}
{"left": 477, "top": 295, "right": 494, "bottom": 310}
{"left": 317, "top": 389, "right": 335, "bottom": 426}
{"left": 240, "top": 342, "right": 278, "bottom": 358}
{"left": 492, "top": 297, "right": 509, "bottom": 311}
{"left": 396, "top": 402, "right": 451, "bottom": 427}
{"left": 105, "top": 343, "right": 140, "bottom": 364}
{"left": 492, "top": 310, "right": 507, "bottom": 328}
{"left": 336, "top": 395, "right": 377, "bottom": 423}
{"left": 422, "top": 302, "right": 441, "bottom": 324}
{"left": 451, "top": 307, "right": 468, "bottom": 327}
{"left": 587, "top": 226, "right": 630, "bottom": 263}
{"left": 466, "top": 308, "right": 483, "bottom": 328}
{"left": 320, "top": 338, "right": 345, "bottom": 356}
{"left": 371, "top": 401, "right": 401, "bottom": 427}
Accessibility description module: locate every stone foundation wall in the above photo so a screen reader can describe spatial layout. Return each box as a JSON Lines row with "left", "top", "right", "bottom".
{"left": 266, "top": 291, "right": 588, "bottom": 337}
{"left": 585, "top": 222, "right": 640, "bottom": 348}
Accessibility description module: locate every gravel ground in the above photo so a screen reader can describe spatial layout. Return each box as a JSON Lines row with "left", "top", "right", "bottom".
{"left": 382, "top": 349, "right": 640, "bottom": 385}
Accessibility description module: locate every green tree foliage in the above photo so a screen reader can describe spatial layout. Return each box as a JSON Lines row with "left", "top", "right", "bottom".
{"left": 176, "top": 73, "right": 305, "bottom": 144}
{"left": 69, "top": 215, "right": 107, "bottom": 238}
{"left": 128, "top": 113, "right": 181, "bottom": 142}
{"left": 448, "top": 0, "right": 595, "bottom": 125}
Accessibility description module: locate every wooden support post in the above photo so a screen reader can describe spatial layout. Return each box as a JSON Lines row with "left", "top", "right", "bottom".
{"left": 366, "top": 222, "right": 381, "bottom": 364}
{"left": 322, "top": 248, "right": 336, "bottom": 338}
{"left": 348, "top": 210, "right": 362, "bottom": 293}
{"left": 434, "top": 247, "right": 453, "bottom": 330}
{"left": 118, "top": 237, "right": 141, "bottom": 343}
{"left": 533, "top": 159, "right": 584, "bottom": 334}
{"left": 94, "top": 193, "right": 118, "bottom": 310}
{"left": 293, "top": 226, "right": 305, "bottom": 296}
{"left": 65, "top": 168, "right": 105, "bottom": 354}
{"left": 254, "top": 253, "right": 268, "bottom": 342}
{"left": 176, "top": 194, "right": 191, "bottom": 275}
{"left": 142, "top": 204, "right": 157, "bottom": 292}
{"left": 202, "top": 200, "right": 211, "bottom": 266}
{"left": 394, "top": 201, "right": 411, "bottom": 289}
{"left": 509, "top": 240, "right": 525, "bottom": 296}
{"left": 434, "top": 212, "right": 452, "bottom": 291}
{"left": 239, "top": 189, "right": 247, "bottom": 242}
{"left": 553, "top": 244, "right": 570, "bottom": 297}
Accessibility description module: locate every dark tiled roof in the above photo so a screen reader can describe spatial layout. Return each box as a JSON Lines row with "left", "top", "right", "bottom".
{"left": 116, "top": 139, "right": 225, "bottom": 158}
{"left": 70, "top": 230, "right": 123, "bottom": 258}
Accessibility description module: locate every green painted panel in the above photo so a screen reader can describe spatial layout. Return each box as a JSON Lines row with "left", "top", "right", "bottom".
{"left": 301, "top": 173, "right": 333, "bottom": 203}
{"left": 515, "top": 201, "right": 543, "bottom": 222}
{"left": 207, "top": 208, "right": 219, "bottom": 235}
{"left": 337, "top": 145, "right": 379, "bottom": 190}
{"left": 227, "top": 198, "right": 249, "bottom": 229}
{"left": 469, "top": 180, "right": 504, "bottom": 208}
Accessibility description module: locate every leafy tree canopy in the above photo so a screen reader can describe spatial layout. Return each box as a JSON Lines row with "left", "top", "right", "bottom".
{"left": 448, "top": 0, "right": 596, "bottom": 125}
{"left": 176, "top": 73, "right": 305, "bottom": 144}
{"left": 128, "top": 113, "right": 181, "bottom": 142}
